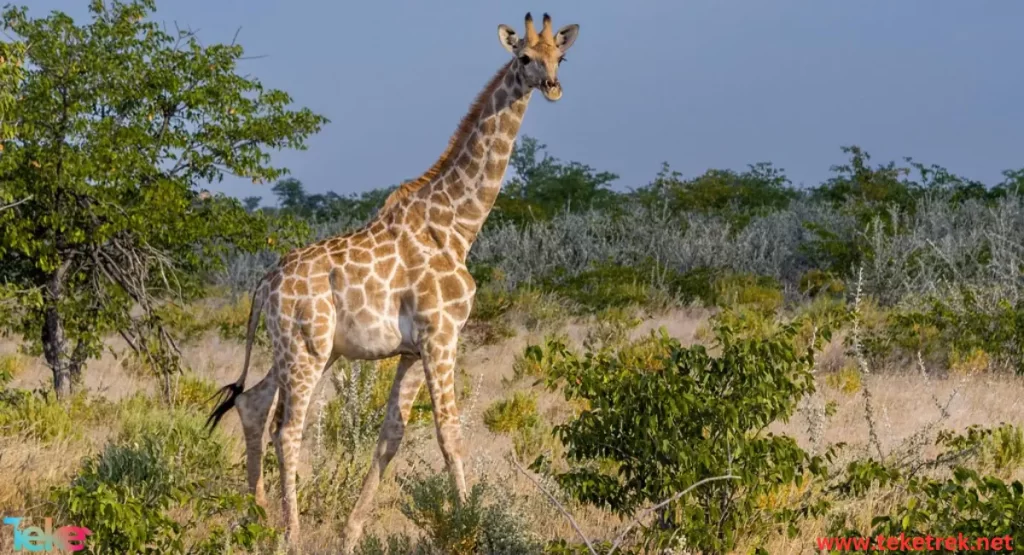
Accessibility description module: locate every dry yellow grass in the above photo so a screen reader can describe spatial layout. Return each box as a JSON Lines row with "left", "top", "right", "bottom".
{"left": 1, "top": 307, "right": 1022, "bottom": 554}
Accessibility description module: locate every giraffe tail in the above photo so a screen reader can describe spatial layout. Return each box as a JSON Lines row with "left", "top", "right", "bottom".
{"left": 205, "top": 276, "right": 268, "bottom": 434}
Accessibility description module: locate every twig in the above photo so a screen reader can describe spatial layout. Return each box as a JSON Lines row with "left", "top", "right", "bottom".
{"left": 508, "top": 453, "right": 598, "bottom": 555}
{"left": 607, "top": 474, "right": 739, "bottom": 555}
{"left": 0, "top": 196, "right": 32, "bottom": 211}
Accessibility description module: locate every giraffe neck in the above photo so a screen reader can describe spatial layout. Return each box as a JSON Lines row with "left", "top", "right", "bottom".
{"left": 435, "top": 64, "right": 531, "bottom": 246}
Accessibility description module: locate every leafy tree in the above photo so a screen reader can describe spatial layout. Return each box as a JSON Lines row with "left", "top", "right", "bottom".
{"left": 241, "top": 196, "right": 262, "bottom": 212}
{"left": 812, "top": 146, "right": 917, "bottom": 212}
{"left": 270, "top": 176, "right": 307, "bottom": 215}
{"left": 633, "top": 161, "right": 796, "bottom": 229}
{"left": 0, "top": 0, "right": 326, "bottom": 398}
{"left": 492, "top": 136, "right": 620, "bottom": 227}
{"left": 306, "top": 185, "right": 397, "bottom": 224}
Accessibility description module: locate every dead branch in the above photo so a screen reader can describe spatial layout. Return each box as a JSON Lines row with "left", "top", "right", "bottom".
{"left": 510, "top": 451, "right": 739, "bottom": 555}
{"left": 508, "top": 453, "right": 598, "bottom": 555}
{"left": 0, "top": 196, "right": 32, "bottom": 211}
{"left": 607, "top": 474, "right": 739, "bottom": 555}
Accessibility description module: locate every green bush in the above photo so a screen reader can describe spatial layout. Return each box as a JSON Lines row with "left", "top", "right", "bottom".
{"left": 830, "top": 425, "right": 1024, "bottom": 551}
{"left": 860, "top": 293, "right": 1024, "bottom": 374}
{"left": 635, "top": 162, "right": 796, "bottom": 230}
{"left": 0, "top": 388, "right": 115, "bottom": 442}
{"left": 170, "top": 372, "right": 219, "bottom": 409}
{"left": 483, "top": 392, "right": 539, "bottom": 435}
{"left": 540, "top": 260, "right": 653, "bottom": 313}
{"left": 48, "top": 407, "right": 275, "bottom": 554}
{"left": 532, "top": 313, "right": 834, "bottom": 554}
{"left": 354, "top": 472, "right": 543, "bottom": 555}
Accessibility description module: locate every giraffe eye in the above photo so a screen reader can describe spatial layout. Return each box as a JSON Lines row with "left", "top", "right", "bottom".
{"left": 518, "top": 55, "right": 531, "bottom": 65}
{"left": 558, "top": 55, "right": 567, "bottom": 64}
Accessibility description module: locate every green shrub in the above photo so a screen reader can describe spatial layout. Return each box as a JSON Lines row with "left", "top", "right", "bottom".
{"left": 48, "top": 407, "right": 275, "bottom": 554}
{"left": 534, "top": 312, "right": 834, "bottom": 554}
{"left": 466, "top": 281, "right": 517, "bottom": 345}
{"left": 0, "top": 353, "right": 26, "bottom": 383}
{"left": 869, "top": 468, "right": 1023, "bottom": 549}
{"left": 540, "top": 260, "right": 654, "bottom": 313}
{"left": 829, "top": 424, "right": 1024, "bottom": 550}
{"left": 508, "top": 288, "right": 570, "bottom": 332}
{"left": 170, "top": 372, "right": 219, "bottom": 409}
{"left": 712, "top": 273, "right": 784, "bottom": 312}
{"left": 483, "top": 392, "right": 539, "bottom": 435}
{"left": 0, "top": 389, "right": 115, "bottom": 442}
{"left": 510, "top": 334, "right": 573, "bottom": 383}
{"left": 799, "top": 269, "right": 846, "bottom": 297}
{"left": 860, "top": 293, "right": 1024, "bottom": 373}
{"left": 582, "top": 307, "right": 642, "bottom": 352}
{"left": 355, "top": 472, "right": 543, "bottom": 555}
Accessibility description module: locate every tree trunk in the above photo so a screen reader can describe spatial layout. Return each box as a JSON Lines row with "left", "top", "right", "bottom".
{"left": 41, "top": 303, "right": 71, "bottom": 400}
{"left": 40, "top": 265, "right": 73, "bottom": 400}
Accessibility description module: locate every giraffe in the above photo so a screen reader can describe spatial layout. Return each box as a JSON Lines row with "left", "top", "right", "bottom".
{"left": 205, "top": 12, "right": 580, "bottom": 552}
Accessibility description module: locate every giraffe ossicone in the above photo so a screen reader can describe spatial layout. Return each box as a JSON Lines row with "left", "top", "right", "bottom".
{"left": 206, "top": 12, "right": 580, "bottom": 552}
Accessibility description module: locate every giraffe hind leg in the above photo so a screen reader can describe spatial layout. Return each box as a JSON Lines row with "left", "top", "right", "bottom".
{"left": 272, "top": 353, "right": 332, "bottom": 543}
{"left": 234, "top": 372, "right": 278, "bottom": 508}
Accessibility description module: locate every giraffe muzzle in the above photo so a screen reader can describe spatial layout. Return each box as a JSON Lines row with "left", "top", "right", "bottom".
{"left": 540, "top": 79, "right": 562, "bottom": 101}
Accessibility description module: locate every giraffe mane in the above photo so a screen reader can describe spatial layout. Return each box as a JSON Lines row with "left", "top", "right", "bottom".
{"left": 379, "top": 60, "right": 515, "bottom": 214}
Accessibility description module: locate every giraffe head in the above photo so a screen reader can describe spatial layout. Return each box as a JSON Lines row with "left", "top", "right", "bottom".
{"left": 497, "top": 12, "right": 579, "bottom": 102}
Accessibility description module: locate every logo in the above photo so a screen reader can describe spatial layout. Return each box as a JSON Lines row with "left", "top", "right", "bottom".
{"left": 3, "top": 517, "right": 92, "bottom": 552}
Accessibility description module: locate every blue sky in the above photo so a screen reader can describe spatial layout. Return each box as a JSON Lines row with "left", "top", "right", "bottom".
{"left": 27, "top": 1, "right": 1024, "bottom": 203}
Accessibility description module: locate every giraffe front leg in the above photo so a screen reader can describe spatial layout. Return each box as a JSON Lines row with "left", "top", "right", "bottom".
{"left": 421, "top": 337, "right": 469, "bottom": 499}
{"left": 234, "top": 373, "right": 278, "bottom": 508}
{"left": 342, "top": 355, "right": 426, "bottom": 553}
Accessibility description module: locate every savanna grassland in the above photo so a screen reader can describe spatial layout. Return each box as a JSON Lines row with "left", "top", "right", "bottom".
{"left": 2, "top": 2, "right": 1023, "bottom": 554}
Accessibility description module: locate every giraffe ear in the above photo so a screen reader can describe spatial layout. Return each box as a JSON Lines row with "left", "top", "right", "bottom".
{"left": 555, "top": 24, "right": 579, "bottom": 53}
{"left": 497, "top": 24, "right": 520, "bottom": 54}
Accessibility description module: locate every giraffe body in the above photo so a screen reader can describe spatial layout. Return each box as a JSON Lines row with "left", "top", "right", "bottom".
{"left": 207, "top": 13, "right": 579, "bottom": 552}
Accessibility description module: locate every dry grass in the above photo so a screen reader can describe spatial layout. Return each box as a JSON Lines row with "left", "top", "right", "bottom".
{"left": 1, "top": 306, "right": 1022, "bottom": 554}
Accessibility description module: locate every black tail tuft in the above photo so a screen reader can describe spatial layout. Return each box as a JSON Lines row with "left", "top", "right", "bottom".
{"left": 205, "top": 382, "right": 244, "bottom": 435}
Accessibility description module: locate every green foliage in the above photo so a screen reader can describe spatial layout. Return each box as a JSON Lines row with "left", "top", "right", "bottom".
{"left": 860, "top": 293, "right": 1024, "bottom": 374}
{"left": 511, "top": 334, "right": 574, "bottom": 383}
{"left": 635, "top": 161, "right": 796, "bottom": 229}
{"left": 0, "top": 0, "right": 323, "bottom": 393}
{"left": 0, "top": 387, "right": 116, "bottom": 441}
{"left": 533, "top": 314, "right": 834, "bottom": 554}
{"left": 0, "top": 353, "right": 25, "bottom": 384}
{"left": 48, "top": 405, "right": 276, "bottom": 554}
{"left": 799, "top": 269, "right": 846, "bottom": 297}
{"left": 169, "top": 372, "right": 218, "bottom": 409}
{"left": 582, "top": 307, "right": 642, "bottom": 352}
{"left": 354, "top": 472, "right": 543, "bottom": 555}
{"left": 483, "top": 391, "right": 539, "bottom": 435}
{"left": 491, "top": 136, "right": 619, "bottom": 228}
{"left": 870, "top": 469, "right": 1023, "bottom": 552}
{"left": 539, "top": 260, "right": 655, "bottom": 313}
{"left": 813, "top": 146, "right": 917, "bottom": 212}
{"left": 261, "top": 176, "right": 397, "bottom": 223}
{"left": 712, "top": 273, "right": 784, "bottom": 312}
{"left": 830, "top": 425, "right": 1024, "bottom": 553}
{"left": 465, "top": 280, "right": 517, "bottom": 345}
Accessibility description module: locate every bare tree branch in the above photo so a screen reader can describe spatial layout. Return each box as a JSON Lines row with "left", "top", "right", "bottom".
{"left": 510, "top": 450, "right": 739, "bottom": 555}
{"left": 508, "top": 453, "right": 599, "bottom": 555}
{"left": 607, "top": 474, "right": 740, "bottom": 555}
{"left": 0, "top": 196, "right": 32, "bottom": 211}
